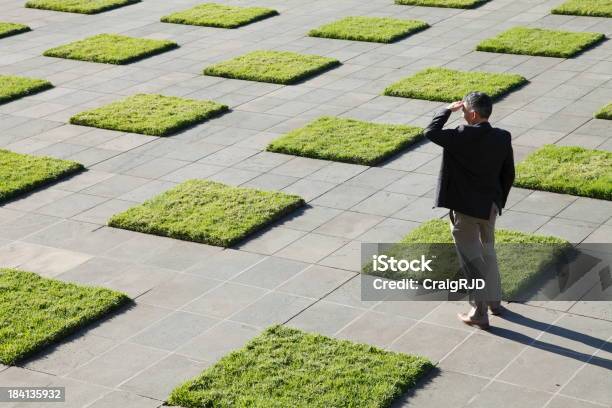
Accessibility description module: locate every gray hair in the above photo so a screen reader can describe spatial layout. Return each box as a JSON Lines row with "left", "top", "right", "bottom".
{"left": 463, "top": 92, "right": 493, "bottom": 118}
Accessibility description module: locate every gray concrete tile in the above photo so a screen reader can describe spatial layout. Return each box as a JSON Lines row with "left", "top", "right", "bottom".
{"left": 439, "top": 332, "right": 525, "bottom": 377}
{"left": 547, "top": 395, "right": 603, "bottom": 408}
{"left": 159, "top": 162, "right": 224, "bottom": 183}
{"left": 231, "top": 256, "right": 308, "bottom": 289}
{"left": 390, "top": 322, "right": 470, "bottom": 362}
{"left": 72, "top": 199, "right": 136, "bottom": 225}
{"left": 131, "top": 311, "right": 218, "bottom": 351}
{"left": 0, "top": 213, "right": 61, "bottom": 241}
{"left": 557, "top": 198, "right": 612, "bottom": 224}
{"left": 35, "top": 192, "right": 108, "bottom": 218}
{"left": 352, "top": 191, "right": 418, "bottom": 216}
{"left": 0, "top": 241, "right": 92, "bottom": 277}
{"left": 277, "top": 265, "right": 355, "bottom": 299}
{"left": 537, "top": 313, "right": 611, "bottom": 356}
{"left": 310, "top": 184, "right": 377, "bottom": 209}
{"left": 282, "top": 178, "right": 337, "bottom": 202}
{"left": 120, "top": 354, "right": 208, "bottom": 401}
{"left": 335, "top": 311, "right": 416, "bottom": 348}
{"left": 277, "top": 205, "right": 343, "bottom": 232}
{"left": 466, "top": 380, "right": 552, "bottom": 408}
{"left": 536, "top": 218, "right": 598, "bottom": 243}
{"left": 104, "top": 263, "right": 178, "bottom": 298}
{"left": 315, "top": 211, "right": 384, "bottom": 239}
{"left": 177, "top": 320, "right": 260, "bottom": 363}
{"left": 512, "top": 191, "right": 577, "bottom": 216}
{"left": 87, "top": 391, "right": 161, "bottom": 408}
{"left": 117, "top": 180, "right": 177, "bottom": 203}
{"left": 143, "top": 240, "right": 221, "bottom": 271}
{"left": 138, "top": 273, "right": 220, "bottom": 310}
{"left": 187, "top": 249, "right": 265, "bottom": 280}
{"left": 393, "top": 197, "right": 449, "bottom": 222}
{"left": 497, "top": 346, "right": 588, "bottom": 393}
{"left": 495, "top": 210, "right": 551, "bottom": 233}
{"left": 345, "top": 167, "right": 406, "bottom": 190}
{"left": 231, "top": 291, "right": 315, "bottom": 328}
{"left": 275, "top": 232, "right": 349, "bottom": 263}
{"left": 270, "top": 156, "right": 329, "bottom": 178}
{"left": 287, "top": 300, "right": 365, "bottom": 337}
{"left": 307, "top": 162, "right": 367, "bottom": 184}
{"left": 83, "top": 174, "right": 151, "bottom": 198}
{"left": 66, "top": 342, "right": 168, "bottom": 388}
{"left": 238, "top": 227, "right": 306, "bottom": 255}
{"left": 242, "top": 173, "right": 299, "bottom": 190}
{"left": 182, "top": 282, "right": 267, "bottom": 319}
{"left": 47, "top": 376, "right": 109, "bottom": 408}
{"left": 88, "top": 303, "right": 172, "bottom": 341}
{"left": 392, "top": 369, "right": 488, "bottom": 408}
{"left": 23, "top": 333, "right": 116, "bottom": 376}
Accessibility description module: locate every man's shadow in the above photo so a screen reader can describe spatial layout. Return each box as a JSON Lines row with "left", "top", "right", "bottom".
{"left": 488, "top": 308, "right": 611, "bottom": 370}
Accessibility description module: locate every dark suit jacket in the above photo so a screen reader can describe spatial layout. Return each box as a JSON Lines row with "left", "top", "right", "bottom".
{"left": 424, "top": 108, "right": 515, "bottom": 220}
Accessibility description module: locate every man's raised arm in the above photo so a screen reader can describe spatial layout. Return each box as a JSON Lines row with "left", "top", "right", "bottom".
{"left": 424, "top": 101, "right": 463, "bottom": 148}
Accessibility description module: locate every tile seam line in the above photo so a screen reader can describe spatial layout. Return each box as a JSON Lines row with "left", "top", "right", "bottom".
{"left": 541, "top": 333, "right": 612, "bottom": 408}
{"left": 460, "top": 312, "right": 567, "bottom": 408}
{"left": 113, "top": 265, "right": 354, "bottom": 390}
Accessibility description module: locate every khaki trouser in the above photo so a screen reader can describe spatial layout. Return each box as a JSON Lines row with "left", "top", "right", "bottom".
{"left": 449, "top": 204, "right": 502, "bottom": 321}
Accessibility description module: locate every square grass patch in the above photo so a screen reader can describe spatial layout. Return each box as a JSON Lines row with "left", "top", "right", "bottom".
{"left": 0, "top": 268, "right": 128, "bottom": 365}
{"left": 515, "top": 145, "right": 612, "bottom": 201}
{"left": 395, "top": 0, "right": 488, "bottom": 9}
{"left": 0, "top": 75, "right": 52, "bottom": 105}
{"left": 70, "top": 94, "right": 228, "bottom": 136}
{"left": 43, "top": 34, "right": 177, "bottom": 65}
{"left": 308, "top": 16, "right": 429, "bottom": 44}
{"left": 108, "top": 180, "right": 305, "bottom": 247}
{"left": 552, "top": 0, "right": 612, "bottom": 18}
{"left": 169, "top": 325, "right": 433, "bottom": 408}
{"left": 161, "top": 3, "right": 278, "bottom": 29}
{"left": 0, "top": 22, "right": 30, "bottom": 39}
{"left": 0, "top": 149, "right": 83, "bottom": 203}
{"left": 595, "top": 103, "right": 612, "bottom": 120}
{"left": 204, "top": 50, "right": 340, "bottom": 85}
{"left": 476, "top": 27, "right": 605, "bottom": 58}
{"left": 25, "top": 0, "right": 139, "bottom": 14}
{"left": 366, "top": 219, "right": 570, "bottom": 300}
{"left": 267, "top": 116, "right": 424, "bottom": 165}
{"left": 384, "top": 67, "right": 526, "bottom": 102}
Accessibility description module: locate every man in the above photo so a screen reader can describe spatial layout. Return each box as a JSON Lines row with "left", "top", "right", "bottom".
{"left": 423, "top": 92, "right": 515, "bottom": 329}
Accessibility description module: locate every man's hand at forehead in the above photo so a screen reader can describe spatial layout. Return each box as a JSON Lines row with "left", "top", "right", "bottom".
{"left": 447, "top": 100, "right": 464, "bottom": 112}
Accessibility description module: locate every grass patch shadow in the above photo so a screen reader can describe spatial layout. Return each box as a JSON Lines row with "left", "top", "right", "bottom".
{"left": 0, "top": 22, "right": 30, "bottom": 39}
{"left": 25, "top": 0, "right": 140, "bottom": 14}
{"left": 168, "top": 325, "right": 434, "bottom": 408}
{"left": 43, "top": 34, "right": 178, "bottom": 65}
{"left": 204, "top": 50, "right": 341, "bottom": 85}
{"left": 384, "top": 67, "right": 527, "bottom": 102}
{"left": 161, "top": 3, "right": 278, "bottom": 28}
{"left": 108, "top": 179, "right": 306, "bottom": 247}
{"left": 0, "top": 269, "right": 130, "bottom": 365}
{"left": 477, "top": 27, "right": 606, "bottom": 58}
{"left": 515, "top": 145, "right": 612, "bottom": 200}
{"left": 0, "top": 149, "right": 83, "bottom": 204}
{"left": 70, "top": 94, "right": 228, "bottom": 136}
{"left": 0, "top": 75, "right": 53, "bottom": 105}
{"left": 394, "top": 0, "right": 489, "bottom": 9}
{"left": 267, "top": 116, "right": 424, "bottom": 165}
{"left": 309, "top": 16, "right": 429, "bottom": 43}
{"left": 552, "top": 0, "right": 612, "bottom": 18}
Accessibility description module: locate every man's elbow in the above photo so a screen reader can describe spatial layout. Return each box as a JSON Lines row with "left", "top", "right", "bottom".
{"left": 423, "top": 127, "right": 439, "bottom": 141}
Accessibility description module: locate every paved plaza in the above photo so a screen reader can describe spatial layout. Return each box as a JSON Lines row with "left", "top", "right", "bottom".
{"left": 0, "top": 0, "right": 611, "bottom": 406}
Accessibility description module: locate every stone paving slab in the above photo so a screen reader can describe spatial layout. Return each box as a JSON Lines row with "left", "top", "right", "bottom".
{"left": 0, "top": 0, "right": 611, "bottom": 406}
